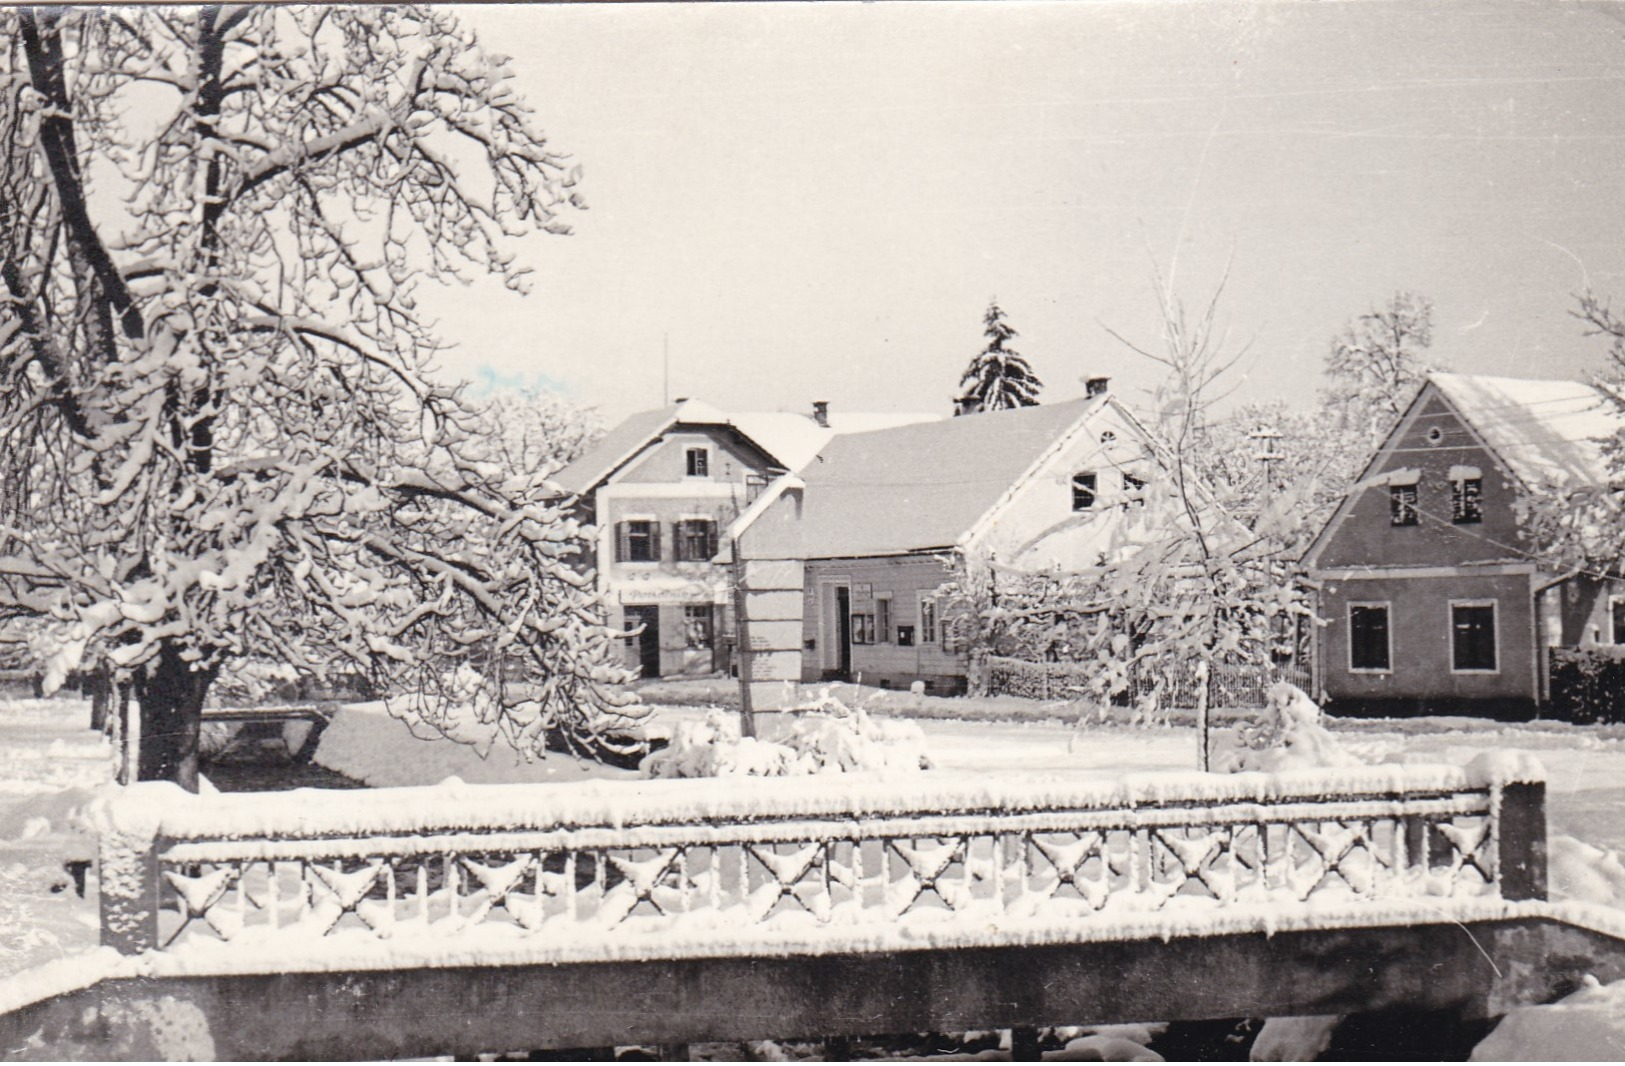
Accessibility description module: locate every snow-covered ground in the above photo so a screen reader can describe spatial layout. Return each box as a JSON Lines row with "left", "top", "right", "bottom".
{"left": 0, "top": 699, "right": 110, "bottom": 978}
{"left": 13, "top": 691, "right": 1625, "bottom": 1059}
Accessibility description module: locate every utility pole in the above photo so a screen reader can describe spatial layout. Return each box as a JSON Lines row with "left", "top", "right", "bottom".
{"left": 1248, "top": 424, "right": 1284, "bottom": 487}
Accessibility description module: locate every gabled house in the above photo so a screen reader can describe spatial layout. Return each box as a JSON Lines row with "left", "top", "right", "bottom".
{"left": 1303, "top": 372, "right": 1625, "bottom": 718}
{"left": 551, "top": 398, "right": 938, "bottom": 678}
{"left": 725, "top": 381, "right": 1168, "bottom": 700}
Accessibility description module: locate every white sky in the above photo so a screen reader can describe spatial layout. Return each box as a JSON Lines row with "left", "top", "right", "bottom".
{"left": 421, "top": 0, "right": 1625, "bottom": 424}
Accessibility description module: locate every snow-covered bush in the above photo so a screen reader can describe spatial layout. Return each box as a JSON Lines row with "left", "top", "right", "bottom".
{"left": 641, "top": 695, "right": 930, "bottom": 779}
{"left": 1212, "top": 683, "right": 1360, "bottom": 773}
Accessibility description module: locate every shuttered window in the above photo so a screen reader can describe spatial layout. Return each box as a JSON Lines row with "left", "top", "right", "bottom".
{"left": 674, "top": 519, "right": 719, "bottom": 562}
{"left": 617, "top": 520, "right": 660, "bottom": 562}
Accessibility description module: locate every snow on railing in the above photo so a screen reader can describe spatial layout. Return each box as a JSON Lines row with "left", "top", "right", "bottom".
{"left": 91, "top": 757, "right": 1546, "bottom": 957}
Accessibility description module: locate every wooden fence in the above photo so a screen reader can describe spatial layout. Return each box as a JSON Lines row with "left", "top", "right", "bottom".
{"left": 990, "top": 655, "right": 1312, "bottom": 708}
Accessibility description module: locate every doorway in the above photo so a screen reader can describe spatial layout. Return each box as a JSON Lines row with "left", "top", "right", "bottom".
{"left": 623, "top": 605, "right": 661, "bottom": 679}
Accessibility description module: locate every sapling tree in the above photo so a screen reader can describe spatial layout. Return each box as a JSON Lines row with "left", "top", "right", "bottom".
{"left": 954, "top": 301, "right": 1042, "bottom": 415}
{"left": 1090, "top": 269, "right": 1312, "bottom": 767}
{"left": 0, "top": 7, "right": 638, "bottom": 789}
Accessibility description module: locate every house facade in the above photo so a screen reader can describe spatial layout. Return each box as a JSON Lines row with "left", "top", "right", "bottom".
{"left": 727, "top": 383, "right": 1166, "bottom": 700}
{"left": 552, "top": 399, "right": 938, "bottom": 678}
{"left": 1304, "top": 373, "right": 1625, "bottom": 718}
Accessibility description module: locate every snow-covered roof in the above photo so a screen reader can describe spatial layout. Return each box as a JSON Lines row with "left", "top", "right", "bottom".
{"left": 1429, "top": 373, "right": 1625, "bottom": 488}
{"left": 550, "top": 400, "right": 940, "bottom": 496}
{"left": 742, "top": 397, "right": 1103, "bottom": 559}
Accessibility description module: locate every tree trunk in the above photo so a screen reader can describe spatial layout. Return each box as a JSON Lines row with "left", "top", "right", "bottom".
{"left": 89, "top": 665, "right": 112, "bottom": 733}
{"left": 135, "top": 643, "right": 217, "bottom": 791}
{"left": 1195, "top": 657, "right": 1212, "bottom": 772}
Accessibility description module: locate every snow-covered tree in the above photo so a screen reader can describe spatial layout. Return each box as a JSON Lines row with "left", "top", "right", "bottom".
{"left": 1323, "top": 291, "right": 1439, "bottom": 448}
{"left": 1191, "top": 399, "right": 1361, "bottom": 555}
{"left": 0, "top": 8, "right": 638, "bottom": 789}
{"left": 1522, "top": 292, "right": 1625, "bottom": 572}
{"left": 954, "top": 301, "right": 1042, "bottom": 415}
{"left": 1089, "top": 272, "right": 1311, "bottom": 765}
{"left": 479, "top": 389, "right": 604, "bottom": 485}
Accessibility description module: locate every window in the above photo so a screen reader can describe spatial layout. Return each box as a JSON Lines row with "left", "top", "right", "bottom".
{"left": 1072, "top": 473, "right": 1098, "bottom": 511}
{"left": 1348, "top": 604, "right": 1391, "bottom": 672}
{"left": 683, "top": 605, "right": 713, "bottom": 649}
{"left": 1121, "top": 471, "right": 1146, "bottom": 506}
{"left": 1452, "top": 478, "right": 1483, "bottom": 524}
{"left": 875, "top": 595, "right": 892, "bottom": 643}
{"left": 617, "top": 520, "right": 660, "bottom": 562}
{"left": 918, "top": 595, "right": 939, "bottom": 644}
{"left": 1613, "top": 598, "right": 1625, "bottom": 645}
{"left": 1389, "top": 485, "right": 1418, "bottom": 526}
{"left": 851, "top": 613, "right": 875, "bottom": 645}
{"left": 674, "top": 518, "right": 719, "bottom": 562}
{"left": 1451, "top": 602, "right": 1497, "bottom": 672}
{"left": 685, "top": 447, "right": 709, "bottom": 478}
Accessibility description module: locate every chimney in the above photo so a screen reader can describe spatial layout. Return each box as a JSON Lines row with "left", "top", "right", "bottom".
{"left": 1085, "top": 376, "right": 1110, "bottom": 398}
{"left": 811, "top": 400, "right": 829, "bottom": 428}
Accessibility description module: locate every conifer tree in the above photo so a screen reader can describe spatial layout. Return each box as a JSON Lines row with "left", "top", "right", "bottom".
{"left": 954, "top": 301, "right": 1043, "bottom": 415}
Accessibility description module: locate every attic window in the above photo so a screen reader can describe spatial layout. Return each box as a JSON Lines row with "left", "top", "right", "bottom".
{"left": 1426, "top": 426, "right": 1445, "bottom": 445}
{"left": 685, "top": 447, "right": 710, "bottom": 478}
{"left": 1389, "top": 485, "right": 1418, "bottom": 527}
{"left": 1452, "top": 476, "right": 1483, "bottom": 524}
{"left": 1071, "top": 473, "right": 1098, "bottom": 511}
{"left": 1100, "top": 430, "right": 1116, "bottom": 444}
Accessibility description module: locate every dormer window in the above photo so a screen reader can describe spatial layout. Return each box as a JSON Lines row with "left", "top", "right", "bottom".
{"left": 685, "top": 447, "right": 710, "bottom": 478}
{"left": 1071, "top": 473, "right": 1098, "bottom": 511}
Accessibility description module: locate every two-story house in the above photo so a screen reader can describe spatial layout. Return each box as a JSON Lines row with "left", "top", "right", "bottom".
{"left": 551, "top": 398, "right": 938, "bottom": 678}
{"left": 724, "top": 379, "right": 1174, "bottom": 699}
{"left": 1304, "top": 373, "right": 1625, "bottom": 718}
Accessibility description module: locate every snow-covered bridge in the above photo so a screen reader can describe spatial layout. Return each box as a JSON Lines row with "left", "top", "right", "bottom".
{"left": 10, "top": 757, "right": 1625, "bottom": 1059}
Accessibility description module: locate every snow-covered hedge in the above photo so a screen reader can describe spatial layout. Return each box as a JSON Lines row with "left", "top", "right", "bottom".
{"left": 641, "top": 699, "right": 930, "bottom": 779}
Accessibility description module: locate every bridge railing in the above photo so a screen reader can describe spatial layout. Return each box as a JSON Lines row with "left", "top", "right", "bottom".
{"left": 93, "top": 758, "right": 1545, "bottom": 957}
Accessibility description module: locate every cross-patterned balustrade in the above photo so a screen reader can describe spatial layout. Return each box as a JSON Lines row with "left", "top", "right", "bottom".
{"left": 96, "top": 758, "right": 1545, "bottom": 956}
